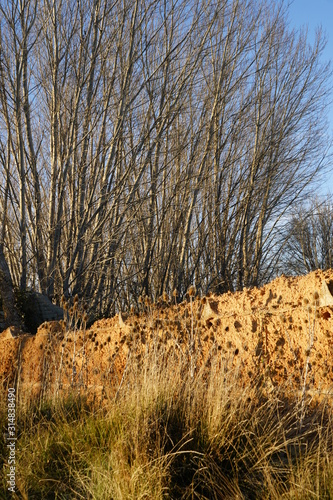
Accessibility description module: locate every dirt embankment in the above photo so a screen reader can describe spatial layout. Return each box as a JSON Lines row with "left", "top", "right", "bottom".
{"left": 1, "top": 269, "right": 333, "bottom": 404}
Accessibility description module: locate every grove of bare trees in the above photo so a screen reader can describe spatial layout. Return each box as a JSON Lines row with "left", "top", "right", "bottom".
{"left": 283, "top": 196, "right": 333, "bottom": 275}
{"left": 0, "top": 0, "right": 331, "bottom": 321}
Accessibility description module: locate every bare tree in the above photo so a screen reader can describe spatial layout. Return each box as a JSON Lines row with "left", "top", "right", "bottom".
{"left": 0, "top": 0, "right": 331, "bottom": 322}
{"left": 282, "top": 196, "right": 333, "bottom": 275}
{"left": 0, "top": 245, "right": 23, "bottom": 328}
{"left": 198, "top": 2, "right": 332, "bottom": 293}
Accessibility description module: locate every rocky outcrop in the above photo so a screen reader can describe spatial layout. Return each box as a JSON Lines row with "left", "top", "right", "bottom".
{"left": 1, "top": 269, "right": 333, "bottom": 404}
{"left": 0, "top": 290, "right": 63, "bottom": 334}
{"left": 22, "top": 291, "right": 64, "bottom": 333}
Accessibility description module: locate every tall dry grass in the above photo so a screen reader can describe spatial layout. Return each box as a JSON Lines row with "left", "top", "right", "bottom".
{"left": 1, "top": 292, "right": 333, "bottom": 499}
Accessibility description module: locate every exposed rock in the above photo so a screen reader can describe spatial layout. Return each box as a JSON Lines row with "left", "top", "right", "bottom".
{"left": 13, "top": 290, "right": 63, "bottom": 334}
{"left": 0, "top": 290, "right": 64, "bottom": 335}
{"left": 1, "top": 270, "right": 333, "bottom": 405}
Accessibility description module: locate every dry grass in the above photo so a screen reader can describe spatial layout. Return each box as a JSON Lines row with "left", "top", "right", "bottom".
{"left": 1, "top": 291, "right": 333, "bottom": 499}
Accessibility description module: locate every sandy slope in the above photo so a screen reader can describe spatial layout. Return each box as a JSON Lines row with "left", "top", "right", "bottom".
{"left": 1, "top": 269, "right": 333, "bottom": 404}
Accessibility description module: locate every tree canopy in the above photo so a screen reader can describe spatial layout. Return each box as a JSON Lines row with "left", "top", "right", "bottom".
{"left": 0, "top": 0, "right": 331, "bottom": 319}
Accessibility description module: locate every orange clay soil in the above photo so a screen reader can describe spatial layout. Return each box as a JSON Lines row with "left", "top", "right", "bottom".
{"left": 1, "top": 269, "right": 333, "bottom": 405}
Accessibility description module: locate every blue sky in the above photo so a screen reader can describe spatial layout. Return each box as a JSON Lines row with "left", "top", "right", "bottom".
{"left": 286, "top": 0, "right": 333, "bottom": 195}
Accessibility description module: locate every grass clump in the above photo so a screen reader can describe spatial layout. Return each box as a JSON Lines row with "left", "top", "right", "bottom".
{"left": 1, "top": 351, "right": 333, "bottom": 499}
{"left": 1, "top": 291, "right": 333, "bottom": 499}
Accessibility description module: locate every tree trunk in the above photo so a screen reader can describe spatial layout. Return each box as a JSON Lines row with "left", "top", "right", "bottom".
{"left": 0, "top": 245, "right": 24, "bottom": 329}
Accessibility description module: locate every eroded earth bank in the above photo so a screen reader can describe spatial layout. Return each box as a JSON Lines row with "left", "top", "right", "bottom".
{"left": 1, "top": 269, "right": 333, "bottom": 405}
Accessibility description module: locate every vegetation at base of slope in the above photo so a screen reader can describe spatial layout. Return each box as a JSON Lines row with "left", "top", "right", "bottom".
{"left": 1, "top": 332, "right": 333, "bottom": 500}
